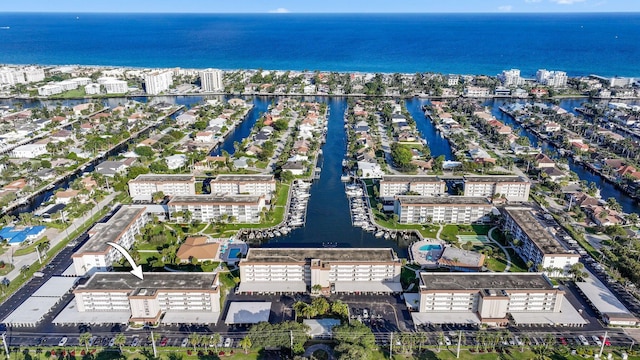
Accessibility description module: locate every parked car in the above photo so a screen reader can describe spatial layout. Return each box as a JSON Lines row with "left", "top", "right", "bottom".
{"left": 88, "top": 336, "right": 97, "bottom": 347}
{"left": 578, "top": 335, "right": 589, "bottom": 346}
{"left": 592, "top": 336, "right": 602, "bottom": 346}
{"left": 444, "top": 336, "right": 452, "bottom": 346}
{"left": 600, "top": 336, "right": 611, "bottom": 346}
{"left": 58, "top": 337, "right": 68, "bottom": 347}
{"left": 160, "top": 337, "right": 168, "bottom": 347}
{"left": 224, "top": 337, "right": 232, "bottom": 348}
{"left": 131, "top": 337, "right": 140, "bottom": 347}
{"left": 181, "top": 338, "right": 189, "bottom": 348}
{"left": 558, "top": 337, "right": 567, "bottom": 346}
{"left": 108, "top": 338, "right": 115, "bottom": 347}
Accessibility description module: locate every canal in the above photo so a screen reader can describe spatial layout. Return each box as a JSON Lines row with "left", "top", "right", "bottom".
{"left": 406, "top": 98, "right": 454, "bottom": 160}
{"left": 261, "top": 98, "right": 411, "bottom": 256}
{"left": 210, "top": 97, "right": 270, "bottom": 156}
{"left": 486, "top": 98, "right": 640, "bottom": 215}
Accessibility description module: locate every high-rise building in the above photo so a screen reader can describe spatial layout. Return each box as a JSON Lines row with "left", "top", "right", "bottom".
{"left": 200, "top": 69, "right": 224, "bottom": 92}
{"left": 499, "top": 69, "right": 524, "bottom": 87}
{"left": 144, "top": 70, "right": 173, "bottom": 95}
{"left": 536, "top": 69, "right": 568, "bottom": 88}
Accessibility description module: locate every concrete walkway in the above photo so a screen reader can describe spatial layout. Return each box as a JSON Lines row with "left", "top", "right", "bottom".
{"left": 487, "top": 226, "right": 513, "bottom": 272}
{"left": 1, "top": 192, "right": 117, "bottom": 281}
{"left": 435, "top": 225, "right": 444, "bottom": 241}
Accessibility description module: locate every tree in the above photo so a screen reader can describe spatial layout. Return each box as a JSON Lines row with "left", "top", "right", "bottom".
{"left": 311, "top": 297, "right": 330, "bottom": 316}
{"left": 210, "top": 333, "right": 221, "bottom": 351}
{"left": 188, "top": 333, "right": 201, "bottom": 351}
{"left": 436, "top": 332, "right": 445, "bottom": 352}
{"left": 331, "top": 300, "right": 350, "bottom": 319}
{"left": 333, "top": 322, "right": 376, "bottom": 360}
{"left": 134, "top": 146, "right": 155, "bottom": 158}
{"left": 569, "top": 262, "right": 588, "bottom": 281}
{"left": 238, "top": 336, "right": 252, "bottom": 354}
{"left": 79, "top": 332, "right": 92, "bottom": 353}
{"left": 114, "top": 332, "right": 126, "bottom": 353}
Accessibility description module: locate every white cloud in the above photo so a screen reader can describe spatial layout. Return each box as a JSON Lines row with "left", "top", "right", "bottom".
{"left": 498, "top": 5, "right": 513, "bottom": 11}
{"left": 268, "top": 8, "right": 290, "bottom": 13}
{"left": 550, "top": 0, "right": 586, "bottom": 4}
{"left": 524, "top": 0, "right": 542, "bottom": 3}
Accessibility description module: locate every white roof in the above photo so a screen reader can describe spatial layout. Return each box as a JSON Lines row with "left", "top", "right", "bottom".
{"left": 225, "top": 302, "right": 271, "bottom": 324}
{"left": 32, "top": 276, "right": 78, "bottom": 297}
{"left": 237, "top": 281, "right": 307, "bottom": 293}
{"left": 162, "top": 311, "right": 220, "bottom": 325}
{"left": 412, "top": 312, "right": 481, "bottom": 326}
{"left": 53, "top": 299, "right": 130, "bottom": 325}
{"left": 403, "top": 293, "right": 421, "bottom": 310}
{"left": 60, "top": 264, "right": 77, "bottom": 277}
{"left": 303, "top": 319, "right": 341, "bottom": 337}
{"left": 2, "top": 297, "right": 60, "bottom": 326}
{"left": 510, "top": 300, "right": 587, "bottom": 325}
{"left": 333, "top": 281, "right": 402, "bottom": 293}
{"left": 575, "top": 272, "right": 632, "bottom": 316}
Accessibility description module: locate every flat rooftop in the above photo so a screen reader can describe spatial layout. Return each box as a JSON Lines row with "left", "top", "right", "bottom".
{"left": 397, "top": 196, "right": 490, "bottom": 206}
{"left": 74, "top": 206, "right": 146, "bottom": 254}
{"left": 75, "top": 272, "right": 217, "bottom": 293}
{"left": 243, "top": 248, "right": 399, "bottom": 264}
{"left": 381, "top": 175, "right": 443, "bottom": 183}
{"left": 420, "top": 272, "right": 553, "bottom": 291}
{"left": 132, "top": 174, "right": 194, "bottom": 182}
{"left": 503, "top": 207, "right": 571, "bottom": 254}
{"left": 464, "top": 175, "right": 527, "bottom": 183}
{"left": 575, "top": 270, "right": 632, "bottom": 316}
{"left": 169, "top": 194, "right": 262, "bottom": 205}
{"left": 438, "top": 247, "right": 485, "bottom": 267}
{"left": 213, "top": 174, "right": 275, "bottom": 182}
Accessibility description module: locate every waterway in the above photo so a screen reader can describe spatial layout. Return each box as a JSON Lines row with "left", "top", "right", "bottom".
{"left": 260, "top": 98, "right": 411, "bottom": 256}
{"left": 485, "top": 98, "right": 640, "bottom": 215}
{"left": 406, "top": 98, "right": 454, "bottom": 160}
{"left": 210, "top": 97, "right": 270, "bottom": 156}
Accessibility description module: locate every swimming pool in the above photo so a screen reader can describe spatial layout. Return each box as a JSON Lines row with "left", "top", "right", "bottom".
{"left": 228, "top": 248, "right": 241, "bottom": 258}
{"left": 418, "top": 244, "right": 442, "bottom": 251}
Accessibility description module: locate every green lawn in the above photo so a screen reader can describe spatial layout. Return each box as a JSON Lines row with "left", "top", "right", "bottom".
{"left": 440, "top": 225, "right": 493, "bottom": 243}
{"left": 505, "top": 248, "right": 529, "bottom": 272}
{"left": 13, "top": 238, "right": 50, "bottom": 256}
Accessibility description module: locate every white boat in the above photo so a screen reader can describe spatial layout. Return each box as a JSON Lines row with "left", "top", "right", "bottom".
{"left": 384, "top": 232, "right": 390, "bottom": 240}
{"left": 375, "top": 231, "right": 384, "bottom": 238}
{"left": 274, "top": 231, "right": 281, "bottom": 237}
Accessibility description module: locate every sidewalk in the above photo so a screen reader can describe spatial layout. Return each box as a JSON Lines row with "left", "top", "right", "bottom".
{"left": 1, "top": 192, "right": 117, "bottom": 281}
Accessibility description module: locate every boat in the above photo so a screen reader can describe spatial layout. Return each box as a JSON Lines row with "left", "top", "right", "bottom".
{"left": 0, "top": 27, "right": 10, "bottom": 30}
{"left": 384, "top": 232, "right": 390, "bottom": 240}
{"left": 274, "top": 231, "right": 281, "bottom": 237}
{"left": 375, "top": 231, "right": 384, "bottom": 238}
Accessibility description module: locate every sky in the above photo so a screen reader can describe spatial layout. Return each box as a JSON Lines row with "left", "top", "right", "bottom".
{"left": 2, "top": 0, "right": 640, "bottom": 13}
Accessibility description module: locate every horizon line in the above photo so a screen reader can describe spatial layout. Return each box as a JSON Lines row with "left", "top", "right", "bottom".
{"left": 2, "top": 10, "right": 640, "bottom": 14}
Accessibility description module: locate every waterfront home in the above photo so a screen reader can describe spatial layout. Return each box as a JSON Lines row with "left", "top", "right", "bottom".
{"left": 542, "top": 167, "right": 567, "bottom": 181}
{"left": 584, "top": 205, "right": 623, "bottom": 226}
{"left": 165, "top": 154, "right": 187, "bottom": 170}
{"left": 54, "top": 189, "right": 80, "bottom": 204}
{"left": 534, "top": 153, "right": 556, "bottom": 169}
{"left": 282, "top": 161, "right": 305, "bottom": 176}
{"left": 11, "top": 143, "right": 47, "bottom": 159}
{"left": 545, "top": 122, "right": 562, "bottom": 133}
{"left": 195, "top": 131, "right": 214, "bottom": 142}
{"left": 95, "top": 160, "right": 130, "bottom": 177}
{"left": 570, "top": 141, "right": 590, "bottom": 152}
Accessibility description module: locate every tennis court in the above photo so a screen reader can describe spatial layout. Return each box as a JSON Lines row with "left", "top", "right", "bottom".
{"left": 457, "top": 234, "right": 490, "bottom": 244}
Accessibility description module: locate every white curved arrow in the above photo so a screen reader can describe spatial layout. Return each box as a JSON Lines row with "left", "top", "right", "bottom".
{"left": 107, "top": 242, "right": 144, "bottom": 280}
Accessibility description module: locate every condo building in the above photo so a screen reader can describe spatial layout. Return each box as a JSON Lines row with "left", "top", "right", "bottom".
{"left": 72, "top": 272, "right": 220, "bottom": 325}
{"left": 144, "top": 70, "right": 173, "bottom": 95}
{"left": 72, "top": 206, "right": 149, "bottom": 276}
{"left": 210, "top": 174, "right": 277, "bottom": 200}
{"left": 128, "top": 174, "right": 196, "bottom": 199}
{"left": 238, "top": 248, "right": 402, "bottom": 294}
{"left": 378, "top": 175, "right": 446, "bottom": 198}
{"left": 412, "top": 272, "right": 584, "bottom": 327}
{"left": 200, "top": 69, "right": 224, "bottom": 92}
{"left": 501, "top": 207, "right": 580, "bottom": 276}
{"left": 394, "top": 196, "right": 492, "bottom": 224}
{"left": 463, "top": 175, "right": 530, "bottom": 202}
{"left": 168, "top": 194, "right": 266, "bottom": 223}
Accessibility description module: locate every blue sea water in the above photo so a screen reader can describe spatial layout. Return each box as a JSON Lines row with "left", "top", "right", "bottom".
{"left": 0, "top": 13, "right": 639, "bottom": 76}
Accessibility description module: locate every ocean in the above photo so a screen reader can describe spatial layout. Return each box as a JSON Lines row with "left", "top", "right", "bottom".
{"left": 0, "top": 13, "right": 639, "bottom": 77}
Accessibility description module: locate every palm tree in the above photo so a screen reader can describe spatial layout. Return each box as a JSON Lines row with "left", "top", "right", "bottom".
{"left": 79, "top": 332, "right": 92, "bottom": 353}
{"left": 188, "top": 333, "right": 201, "bottom": 351}
{"left": 210, "top": 333, "right": 221, "bottom": 351}
{"left": 238, "top": 336, "right": 252, "bottom": 354}
{"left": 436, "top": 331, "right": 445, "bottom": 352}
{"left": 114, "top": 333, "right": 126, "bottom": 352}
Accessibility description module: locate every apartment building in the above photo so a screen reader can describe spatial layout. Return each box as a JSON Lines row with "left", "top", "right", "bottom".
{"left": 463, "top": 175, "right": 530, "bottom": 202}
{"left": 378, "top": 175, "right": 446, "bottom": 198}
{"left": 128, "top": 174, "right": 196, "bottom": 199}
{"left": 200, "top": 69, "right": 224, "bottom": 92}
{"left": 536, "top": 69, "right": 568, "bottom": 88}
{"left": 501, "top": 207, "right": 580, "bottom": 276}
{"left": 144, "top": 70, "right": 173, "bottom": 95}
{"left": 210, "top": 174, "right": 277, "bottom": 200}
{"left": 499, "top": 69, "right": 524, "bottom": 87}
{"left": 465, "top": 86, "right": 491, "bottom": 97}
{"left": 72, "top": 206, "right": 149, "bottom": 276}
{"left": 414, "top": 272, "right": 581, "bottom": 326}
{"left": 394, "top": 196, "right": 492, "bottom": 224}
{"left": 238, "top": 248, "right": 402, "bottom": 294}
{"left": 73, "top": 272, "right": 220, "bottom": 325}
{"left": 168, "top": 194, "right": 266, "bottom": 223}
{"left": 102, "top": 78, "right": 128, "bottom": 94}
